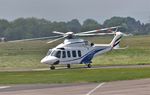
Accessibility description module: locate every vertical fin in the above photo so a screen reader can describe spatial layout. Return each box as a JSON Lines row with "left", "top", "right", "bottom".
{"left": 110, "top": 32, "right": 123, "bottom": 49}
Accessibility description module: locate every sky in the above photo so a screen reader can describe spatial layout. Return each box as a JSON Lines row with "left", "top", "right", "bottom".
{"left": 0, "top": 0, "right": 150, "bottom": 24}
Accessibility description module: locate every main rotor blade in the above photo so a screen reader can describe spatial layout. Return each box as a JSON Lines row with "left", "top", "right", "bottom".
{"left": 53, "top": 31, "right": 65, "bottom": 35}
{"left": 76, "top": 33, "right": 115, "bottom": 36}
{"left": 47, "top": 36, "right": 66, "bottom": 44}
{"left": 8, "top": 35, "right": 63, "bottom": 43}
{"left": 77, "top": 26, "right": 121, "bottom": 34}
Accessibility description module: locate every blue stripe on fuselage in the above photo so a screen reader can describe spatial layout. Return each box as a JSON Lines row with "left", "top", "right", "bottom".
{"left": 81, "top": 48, "right": 105, "bottom": 64}
{"left": 60, "top": 48, "right": 106, "bottom": 64}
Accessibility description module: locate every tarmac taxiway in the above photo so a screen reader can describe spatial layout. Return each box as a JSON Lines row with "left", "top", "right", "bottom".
{"left": 0, "top": 78, "right": 150, "bottom": 95}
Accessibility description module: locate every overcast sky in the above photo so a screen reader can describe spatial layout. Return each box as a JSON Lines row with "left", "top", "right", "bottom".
{"left": 0, "top": 0, "right": 150, "bottom": 23}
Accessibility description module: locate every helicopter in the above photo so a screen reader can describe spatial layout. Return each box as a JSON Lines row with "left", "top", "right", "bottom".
{"left": 39, "top": 26, "right": 124, "bottom": 70}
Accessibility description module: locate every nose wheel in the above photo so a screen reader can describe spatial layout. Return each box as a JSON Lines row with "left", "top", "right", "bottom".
{"left": 50, "top": 65, "right": 55, "bottom": 70}
{"left": 67, "top": 64, "right": 71, "bottom": 69}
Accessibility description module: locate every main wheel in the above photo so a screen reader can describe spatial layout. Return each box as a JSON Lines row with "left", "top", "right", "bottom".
{"left": 50, "top": 65, "right": 55, "bottom": 70}
{"left": 67, "top": 64, "right": 71, "bottom": 69}
{"left": 87, "top": 64, "right": 92, "bottom": 68}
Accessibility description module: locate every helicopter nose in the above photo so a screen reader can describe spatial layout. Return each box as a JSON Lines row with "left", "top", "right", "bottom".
{"left": 40, "top": 57, "right": 48, "bottom": 64}
{"left": 41, "top": 56, "right": 59, "bottom": 64}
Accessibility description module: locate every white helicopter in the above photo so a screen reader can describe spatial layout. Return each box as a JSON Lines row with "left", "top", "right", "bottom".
{"left": 40, "top": 26, "right": 124, "bottom": 70}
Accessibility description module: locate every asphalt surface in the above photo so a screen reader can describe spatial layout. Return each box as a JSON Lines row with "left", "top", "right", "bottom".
{"left": 0, "top": 65, "right": 150, "bottom": 95}
{"left": 1, "top": 64, "right": 150, "bottom": 72}
{"left": 33, "top": 64, "right": 150, "bottom": 71}
{"left": 0, "top": 78, "right": 150, "bottom": 95}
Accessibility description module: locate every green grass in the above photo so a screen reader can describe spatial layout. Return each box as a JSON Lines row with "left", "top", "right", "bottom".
{"left": 0, "top": 67, "right": 150, "bottom": 84}
{"left": 0, "top": 35, "right": 150, "bottom": 70}
{"left": 91, "top": 35, "right": 150, "bottom": 66}
{"left": 0, "top": 36, "right": 150, "bottom": 84}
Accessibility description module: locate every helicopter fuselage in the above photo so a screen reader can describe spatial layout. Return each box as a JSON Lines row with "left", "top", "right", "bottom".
{"left": 41, "top": 38, "right": 112, "bottom": 65}
{"left": 40, "top": 31, "right": 123, "bottom": 69}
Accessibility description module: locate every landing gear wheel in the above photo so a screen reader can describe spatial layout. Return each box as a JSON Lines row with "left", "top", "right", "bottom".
{"left": 50, "top": 65, "right": 55, "bottom": 70}
{"left": 87, "top": 64, "right": 92, "bottom": 68}
{"left": 67, "top": 64, "right": 71, "bottom": 69}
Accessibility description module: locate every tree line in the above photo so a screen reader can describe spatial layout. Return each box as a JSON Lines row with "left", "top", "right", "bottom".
{"left": 0, "top": 16, "right": 150, "bottom": 40}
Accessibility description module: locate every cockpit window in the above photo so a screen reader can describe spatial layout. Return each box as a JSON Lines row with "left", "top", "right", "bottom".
{"left": 50, "top": 50, "right": 61, "bottom": 58}
{"left": 46, "top": 49, "right": 52, "bottom": 56}
{"left": 51, "top": 50, "right": 56, "bottom": 56}
{"left": 55, "top": 51, "right": 61, "bottom": 58}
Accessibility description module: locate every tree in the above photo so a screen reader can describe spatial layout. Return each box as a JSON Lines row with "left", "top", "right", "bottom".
{"left": 0, "top": 16, "right": 149, "bottom": 41}
{"left": 0, "top": 19, "right": 10, "bottom": 37}
{"left": 4, "top": 18, "right": 55, "bottom": 40}
{"left": 125, "top": 17, "right": 143, "bottom": 34}
{"left": 51, "top": 21, "right": 69, "bottom": 33}
{"left": 103, "top": 16, "right": 125, "bottom": 27}
{"left": 103, "top": 16, "right": 143, "bottom": 34}
{"left": 143, "top": 23, "right": 150, "bottom": 34}
{"left": 81, "top": 19, "right": 102, "bottom": 32}
{"left": 67, "top": 19, "right": 81, "bottom": 33}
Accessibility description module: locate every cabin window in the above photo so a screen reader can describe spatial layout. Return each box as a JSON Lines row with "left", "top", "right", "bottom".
{"left": 55, "top": 51, "right": 61, "bottom": 58}
{"left": 67, "top": 51, "right": 71, "bottom": 58}
{"left": 78, "top": 50, "right": 82, "bottom": 57}
{"left": 62, "top": 51, "right": 66, "bottom": 58}
{"left": 72, "top": 50, "right": 76, "bottom": 57}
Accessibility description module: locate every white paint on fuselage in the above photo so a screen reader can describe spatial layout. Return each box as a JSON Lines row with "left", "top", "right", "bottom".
{"left": 41, "top": 31, "right": 123, "bottom": 66}
{"left": 42, "top": 43, "right": 112, "bottom": 65}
